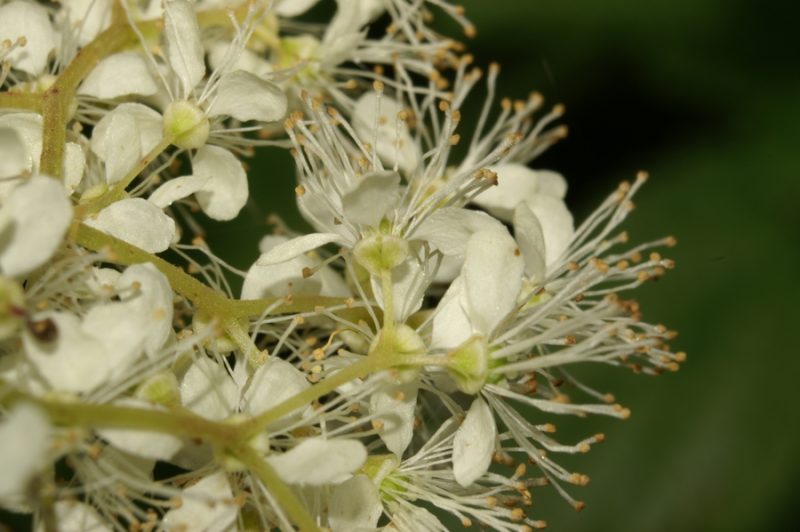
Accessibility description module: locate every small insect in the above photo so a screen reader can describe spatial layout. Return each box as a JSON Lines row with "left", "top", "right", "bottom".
{"left": 27, "top": 317, "right": 58, "bottom": 343}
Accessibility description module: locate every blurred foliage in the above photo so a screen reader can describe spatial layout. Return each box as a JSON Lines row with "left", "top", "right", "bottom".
{"left": 200, "top": 1, "right": 799, "bottom": 530}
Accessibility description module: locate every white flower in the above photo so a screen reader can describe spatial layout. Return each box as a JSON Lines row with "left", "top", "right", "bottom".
{"left": 22, "top": 263, "right": 173, "bottom": 393}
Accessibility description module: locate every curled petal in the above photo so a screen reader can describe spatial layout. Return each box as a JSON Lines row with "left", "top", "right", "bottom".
{"left": 453, "top": 397, "right": 496, "bottom": 487}
{"left": 192, "top": 146, "right": 248, "bottom": 221}
{"left": 164, "top": 0, "right": 205, "bottom": 98}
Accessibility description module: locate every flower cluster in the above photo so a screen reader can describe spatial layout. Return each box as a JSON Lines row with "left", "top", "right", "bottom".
{"left": 0, "top": 1, "right": 682, "bottom": 530}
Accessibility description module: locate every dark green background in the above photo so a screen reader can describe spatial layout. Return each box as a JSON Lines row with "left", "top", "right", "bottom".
{"left": 204, "top": 1, "right": 799, "bottom": 530}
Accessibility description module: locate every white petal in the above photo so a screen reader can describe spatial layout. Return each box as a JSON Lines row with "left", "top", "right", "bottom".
{"left": 0, "top": 404, "right": 50, "bottom": 502}
{"left": 513, "top": 202, "right": 546, "bottom": 281}
{"left": 528, "top": 195, "right": 575, "bottom": 268}
{"left": 98, "top": 399, "right": 182, "bottom": 461}
{"left": 192, "top": 146, "right": 248, "bottom": 220}
{"left": 353, "top": 94, "right": 420, "bottom": 176}
{"left": 267, "top": 438, "right": 366, "bottom": 486}
{"left": 208, "top": 41, "right": 273, "bottom": 79}
{"left": 297, "top": 189, "right": 347, "bottom": 237}
{"left": 162, "top": 472, "right": 237, "bottom": 532}
{"left": 241, "top": 359, "right": 309, "bottom": 425}
{"left": 63, "top": 0, "right": 113, "bottom": 46}
{"left": 369, "top": 380, "right": 418, "bottom": 457}
{"left": 91, "top": 104, "right": 163, "bottom": 183}
{"left": 0, "top": 176, "right": 72, "bottom": 278}
{"left": 23, "top": 312, "right": 111, "bottom": 393}
{"left": 274, "top": 0, "right": 321, "bottom": 17}
{"left": 257, "top": 232, "right": 342, "bottom": 265}
{"left": 413, "top": 207, "right": 506, "bottom": 257}
{"left": 370, "top": 249, "right": 430, "bottom": 323}
{"left": 390, "top": 502, "right": 446, "bottom": 531}
{"left": 463, "top": 230, "right": 524, "bottom": 336}
{"left": 453, "top": 397, "right": 496, "bottom": 487}
{"left": 0, "top": 127, "right": 27, "bottom": 179}
{"left": 82, "top": 301, "right": 148, "bottom": 378}
{"left": 164, "top": 0, "right": 205, "bottom": 98}
{"left": 208, "top": 70, "right": 287, "bottom": 122}
{"left": 149, "top": 174, "right": 209, "bottom": 208}
{"left": 85, "top": 198, "right": 176, "bottom": 253}
{"left": 82, "top": 263, "right": 172, "bottom": 374}
{"left": 329, "top": 475, "right": 383, "bottom": 532}
{"left": 79, "top": 52, "right": 158, "bottom": 98}
{"left": 430, "top": 276, "right": 472, "bottom": 350}
{"left": 180, "top": 357, "right": 238, "bottom": 421}
{"left": 0, "top": 1, "right": 55, "bottom": 75}
{"left": 242, "top": 256, "right": 322, "bottom": 299}
{"left": 96, "top": 109, "right": 140, "bottom": 184}
{"left": 0, "top": 113, "right": 43, "bottom": 178}
{"left": 341, "top": 170, "right": 401, "bottom": 227}
{"left": 473, "top": 164, "right": 543, "bottom": 220}
{"left": 116, "top": 264, "right": 174, "bottom": 357}
{"left": 47, "top": 501, "right": 111, "bottom": 532}
{"left": 63, "top": 141, "right": 85, "bottom": 193}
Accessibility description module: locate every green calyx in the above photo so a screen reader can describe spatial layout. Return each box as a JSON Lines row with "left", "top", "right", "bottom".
{"left": 446, "top": 335, "right": 490, "bottom": 394}
{"left": 134, "top": 371, "right": 181, "bottom": 407}
{"left": 353, "top": 233, "right": 409, "bottom": 277}
{"left": 163, "top": 99, "right": 210, "bottom": 150}
{"left": 369, "top": 323, "right": 425, "bottom": 381}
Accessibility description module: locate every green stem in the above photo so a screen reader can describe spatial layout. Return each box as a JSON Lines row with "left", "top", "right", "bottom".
{"left": 2, "top": 387, "right": 236, "bottom": 444}
{"left": 225, "top": 318, "right": 265, "bottom": 368}
{"left": 380, "top": 269, "right": 395, "bottom": 332}
{"left": 39, "top": 92, "right": 67, "bottom": 177}
{"left": 73, "top": 223, "right": 364, "bottom": 321}
{"left": 233, "top": 444, "right": 320, "bottom": 532}
{"left": 0, "top": 91, "right": 42, "bottom": 112}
